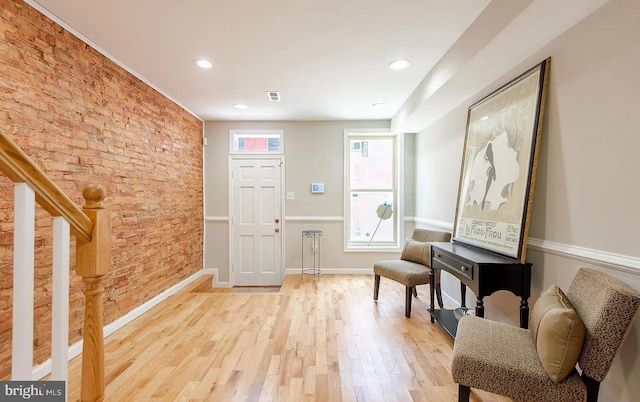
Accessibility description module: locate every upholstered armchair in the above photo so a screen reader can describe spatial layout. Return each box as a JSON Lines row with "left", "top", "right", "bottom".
{"left": 451, "top": 268, "right": 640, "bottom": 402}
{"left": 373, "top": 228, "right": 451, "bottom": 318}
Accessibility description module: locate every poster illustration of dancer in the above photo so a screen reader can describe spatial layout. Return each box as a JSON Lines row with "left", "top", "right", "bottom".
{"left": 453, "top": 58, "right": 550, "bottom": 262}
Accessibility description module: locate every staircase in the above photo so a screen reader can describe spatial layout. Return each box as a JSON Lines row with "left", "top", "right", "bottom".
{"left": 0, "top": 131, "right": 110, "bottom": 401}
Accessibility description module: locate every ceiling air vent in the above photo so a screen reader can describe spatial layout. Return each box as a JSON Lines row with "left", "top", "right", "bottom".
{"left": 267, "top": 91, "right": 280, "bottom": 101}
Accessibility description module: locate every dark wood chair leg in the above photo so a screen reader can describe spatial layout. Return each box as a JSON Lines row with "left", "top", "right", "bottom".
{"left": 374, "top": 274, "right": 380, "bottom": 300}
{"left": 412, "top": 286, "right": 417, "bottom": 297}
{"left": 582, "top": 373, "right": 601, "bottom": 402}
{"left": 458, "top": 384, "right": 471, "bottom": 402}
{"left": 405, "top": 287, "right": 412, "bottom": 318}
{"left": 436, "top": 282, "right": 444, "bottom": 309}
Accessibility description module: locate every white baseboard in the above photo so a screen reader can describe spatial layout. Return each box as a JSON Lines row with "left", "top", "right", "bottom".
{"left": 203, "top": 268, "right": 231, "bottom": 288}
{"left": 284, "top": 267, "right": 373, "bottom": 275}
{"left": 440, "top": 289, "right": 459, "bottom": 307}
{"left": 32, "top": 269, "right": 208, "bottom": 380}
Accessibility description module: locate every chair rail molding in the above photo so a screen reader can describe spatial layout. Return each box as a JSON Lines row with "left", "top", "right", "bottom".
{"left": 413, "top": 217, "right": 454, "bottom": 231}
{"left": 205, "top": 216, "right": 230, "bottom": 222}
{"left": 412, "top": 217, "right": 640, "bottom": 276}
{"left": 285, "top": 216, "right": 344, "bottom": 222}
{"left": 527, "top": 238, "right": 640, "bottom": 276}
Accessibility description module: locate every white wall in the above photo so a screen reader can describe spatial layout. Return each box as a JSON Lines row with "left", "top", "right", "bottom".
{"left": 413, "top": 1, "right": 640, "bottom": 400}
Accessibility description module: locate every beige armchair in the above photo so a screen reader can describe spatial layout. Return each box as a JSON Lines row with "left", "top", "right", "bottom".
{"left": 451, "top": 268, "right": 640, "bottom": 402}
{"left": 373, "top": 228, "right": 451, "bottom": 318}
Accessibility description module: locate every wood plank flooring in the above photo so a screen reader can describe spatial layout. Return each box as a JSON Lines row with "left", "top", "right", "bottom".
{"left": 64, "top": 275, "right": 510, "bottom": 401}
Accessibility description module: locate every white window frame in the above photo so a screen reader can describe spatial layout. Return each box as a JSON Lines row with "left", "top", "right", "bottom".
{"left": 229, "top": 129, "right": 284, "bottom": 154}
{"left": 344, "top": 128, "right": 404, "bottom": 252}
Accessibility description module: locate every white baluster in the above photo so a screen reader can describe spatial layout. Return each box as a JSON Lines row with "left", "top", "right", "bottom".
{"left": 51, "top": 217, "right": 69, "bottom": 384}
{"left": 12, "top": 183, "right": 35, "bottom": 380}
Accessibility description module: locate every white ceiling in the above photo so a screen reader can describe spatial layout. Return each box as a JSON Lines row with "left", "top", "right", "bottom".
{"left": 28, "top": 0, "right": 491, "bottom": 122}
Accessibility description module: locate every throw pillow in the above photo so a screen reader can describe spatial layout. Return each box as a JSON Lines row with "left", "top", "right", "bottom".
{"left": 530, "top": 284, "right": 586, "bottom": 383}
{"left": 400, "top": 240, "right": 429, "bottom": 266}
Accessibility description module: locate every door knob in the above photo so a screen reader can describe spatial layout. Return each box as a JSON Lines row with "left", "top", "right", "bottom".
{"left": 275, "top": 219, "right": 280, "bottom": 223}
{"left": 275, "top": 228, "right": 280, "bottom": 233}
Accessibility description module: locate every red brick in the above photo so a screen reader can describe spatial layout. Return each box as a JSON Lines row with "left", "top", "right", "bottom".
{"left": 0, "top": 0, "right": 203, "bottom": 377}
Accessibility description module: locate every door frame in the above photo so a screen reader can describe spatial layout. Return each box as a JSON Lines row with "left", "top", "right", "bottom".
{"left": 228, "top": 155, "right": 286, "bottom": 286}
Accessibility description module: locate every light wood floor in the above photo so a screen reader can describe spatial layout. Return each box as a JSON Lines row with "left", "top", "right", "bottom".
{"left": 65, "top": 275, "right": 510, "bottom": 401}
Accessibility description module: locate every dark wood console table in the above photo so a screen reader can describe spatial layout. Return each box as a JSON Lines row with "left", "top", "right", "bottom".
{"left": 428, "top": 242, "right": 532, "bottom": 338}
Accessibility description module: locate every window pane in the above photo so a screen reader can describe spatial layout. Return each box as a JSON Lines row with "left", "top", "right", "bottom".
{"left": 349, "top": 191, "right": 394, "bottom": 242}
{"left": 231, "top": 131, "right": 283, "bottom": 153}
{"left": 350, "top": 138, "right": 393, "bottom": 189}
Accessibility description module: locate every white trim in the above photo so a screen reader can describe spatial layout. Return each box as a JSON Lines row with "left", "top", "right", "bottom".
{"left": 32, "top": 269, "right": 209, "bottom": 380}
{"left": 51, "top": 217, "right": 70, "bottom": 382}
{"left": 228, "top": 157, "right": 233, "bottom": 286}
{"left": 440, "top": 288, "right": 460, "bottom": 308}
{"left": 205, "top": 216, "right": 230, "bottom": 222}
{"left": 438, "top": 288, "right": 512, "bottom": 324}
{"left": 397, "top": 132, "right": 405, "bottom": 243}
{"left": 285, "top": 267, "right": 374, "bottom": 275}
{"left": 413, "top": 217, "right": 454, "bottom": 231}
{"left": 13, "top": 183, "right": 35, "bottom": 380}
{"left": 203, "top": 268, "right": 232, "bottom": 288}
{"left": 527, "top": 239, "right": 640, "bottom": 275}
{"left": 285, "top": 216, "right": 344, "bottom": 222}
{"left": 343, "top": 128, "right": 393, "bottom": 136}
{"left": 342, "top": 246, "right": 402, "bottom": 253}
{"left": 202, "top": 124, "right": 207, "bottom": 274}
{"left": 410, "top": 217, "right": 640, "bottom": 275}
{"left": 23, "top": 0, "right": 203, "bottom": 122}
{"left": 343, "top": 128, "right": 401, "bottom": 251}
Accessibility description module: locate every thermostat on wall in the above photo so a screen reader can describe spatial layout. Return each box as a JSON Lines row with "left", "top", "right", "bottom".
{"left": 311, "top": 183, "right": 325, "bottom": 194}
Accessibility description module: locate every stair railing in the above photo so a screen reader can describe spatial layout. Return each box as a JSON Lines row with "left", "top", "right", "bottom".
{"left": 0, "top": 131, "right": 110, "bottom": 401}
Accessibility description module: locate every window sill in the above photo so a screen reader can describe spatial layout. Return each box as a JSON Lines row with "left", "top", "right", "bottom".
{"left": 345, "top": 244, "right": 402, "bottom": 253}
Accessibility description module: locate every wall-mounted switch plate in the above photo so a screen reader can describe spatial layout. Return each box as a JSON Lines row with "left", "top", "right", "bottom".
{"left": 287, "top": 192, "right": 295, "bottom": 200}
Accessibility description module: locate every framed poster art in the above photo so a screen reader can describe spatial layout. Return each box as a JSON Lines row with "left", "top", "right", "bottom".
{"left": 453, "top": 58, "right": 550, "bottom": 263}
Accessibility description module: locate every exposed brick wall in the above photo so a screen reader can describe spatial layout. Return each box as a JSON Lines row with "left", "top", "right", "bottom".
{"left": 0, "top": 0, "right": 203, "bottom": 378}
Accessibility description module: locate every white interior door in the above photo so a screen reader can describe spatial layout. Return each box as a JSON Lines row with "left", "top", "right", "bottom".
{"left": 231, "top": 158, "right": 283, "bottom": 286}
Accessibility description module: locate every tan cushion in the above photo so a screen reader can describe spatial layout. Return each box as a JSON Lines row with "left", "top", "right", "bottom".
{"left": 452, "top": 316, "right": 587, "bottom": 401}
{"left": 373, "top": 260, "right": 430, "bottom": 287}
{"left": 400, "top": 240, "right": 429, "bottom": 265}
{"left": 530, "top": 285, "right": 586, "bottom": 383}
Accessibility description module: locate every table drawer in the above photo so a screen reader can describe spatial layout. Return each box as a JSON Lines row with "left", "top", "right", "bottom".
{"left": 432, "top": 249, "right": 474, "bottom": 281}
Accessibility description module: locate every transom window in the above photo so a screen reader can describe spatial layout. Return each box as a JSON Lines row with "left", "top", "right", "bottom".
{"left": 229, "top": 130, "right": 284, "bottom": 154}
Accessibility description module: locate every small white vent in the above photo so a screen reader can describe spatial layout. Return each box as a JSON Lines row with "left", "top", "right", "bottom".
{"left": 267, "top": 91, "right": 280, "bottom": 101}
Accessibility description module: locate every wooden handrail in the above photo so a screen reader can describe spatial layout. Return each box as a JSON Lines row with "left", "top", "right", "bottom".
{"left": 0, "top": 132, "right": 93, "bottom": 243}
{"left": 1, "top": 132, "right": 110, "bottom": 400}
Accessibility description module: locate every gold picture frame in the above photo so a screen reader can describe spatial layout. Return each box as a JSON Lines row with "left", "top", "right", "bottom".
{"left": 452, "top": 58, "right": 551, "bottom": 263}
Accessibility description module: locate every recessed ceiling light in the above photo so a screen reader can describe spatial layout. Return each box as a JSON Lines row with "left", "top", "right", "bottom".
{"left": 233, "top": 103, "right": 249, "bottom": 109}
{"left": 194, "top": 58, "right": 213, "bottom": 69}
{"left": 389, "top": 59, "right": 411, "bottom": 70}
{"left": 372, "top": 103, "right": 388, "bottom": 109}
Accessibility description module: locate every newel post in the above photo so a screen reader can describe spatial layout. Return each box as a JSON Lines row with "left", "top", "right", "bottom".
{"left": 76, "top": 184, "right": 111, "bottom": 402}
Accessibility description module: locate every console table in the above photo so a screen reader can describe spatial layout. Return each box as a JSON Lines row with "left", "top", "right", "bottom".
{"left": 428, "top": 242, "right": 532, "bottom": 338}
